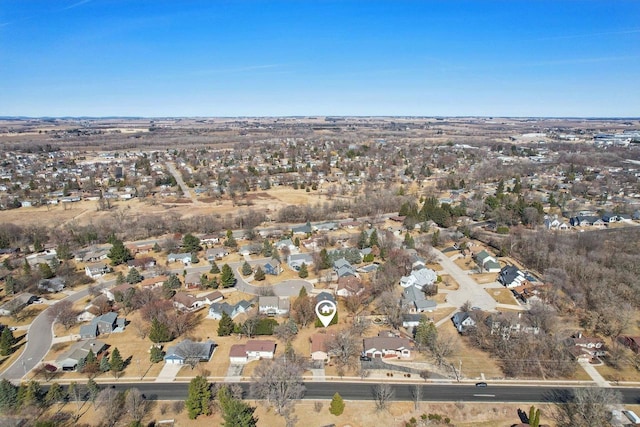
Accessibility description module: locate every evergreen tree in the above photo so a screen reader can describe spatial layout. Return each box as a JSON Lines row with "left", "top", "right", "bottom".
{"left": 241, "top": 261, "right": 253, "bottom": 276}
{"left": 319, "top": 248, "right": 331, "bottom": 269}
{"left": 209, "top": 276, "right": 220, "bottom": 289}
{"left": 107, "top": 239, "right": 133, "bottom": 266}
{"left": 110, "top": 347, "right": 124, "bottom": 378}
{"left": 218, "top": 312, "right": 235, "bottom": 336}
{"left": 99, "top": 355, "right": 111, "bottom": 372}
{"left": 528, "top": 405, "right": 541, "bottom": 427}
{"left": 218, "top": 385, "right": 258, "bottom": 427}
{"left": 220, "top": 264, "right": 235, "bottom": 288}
{"left": 329, "top": 392, "right": 345, "bottom": 416}
{"left": 185, "top": 376, "right": 212, "bottom": 419}
{"left": 182, "top": 233, "right": 201, "bottom": 253}
{"left": 254, "top": 266, "right": 265, "bottom": 281}
{"left": 414, "top": 317, "right": 438, "bottom": 352}
{"left": 38, "top": 263, "right": 54, "bottom": 279}
{"left": 152, "top": 242, "right": 161, "bottom": 252}
{"left": 86, "top": 378, "right": 100, "bottom": 407}
{"left": 357, "top": 231, "right": 368, "bottom": 249}
{"left": 0, "top": 379, "right": 18, "bottom": 414}
{"left": 0, "top": 327, "right": 16, "bottom": 356}
{"left": 115, "top": 271, "right": 125, "bottom": 285}
{"left": 210, "top": 261, "right": 220, "bottom": 274}
{"left": 149, "top": 318, "right": 173, "bottom": 343}
{"left": 298, "top": 262, "right": 309, "bottom": 278}
{"left": 126, "top": 267, "right": 142, "bottom": 284}
{"left": 368, "top": 229, "right": 379, "bottom": 248}
{"left": 404, "top": 232, "right": 415, "bottom": 249}
{"left": 150, "top": 346, "right": 164, "bottom": 363}
{"left": 191, "top": 252, "right": 199, "bottom": 264}
{"left": 44, "top": 382, "right": 64, "bottom": 405}
{"left": 262, "top": 239, "right": 273, "bottom": 257}
{"left": 23, "top": 259, "right": 31, "bottom": 275}
{"left": 21, "top": 380, "right": 43, "bottom": 408}
{"left": 224, "top": 230, "right": 237, "bottom": 248}
{"left": 294, "top": 237, "right": 300, "bottom": 247}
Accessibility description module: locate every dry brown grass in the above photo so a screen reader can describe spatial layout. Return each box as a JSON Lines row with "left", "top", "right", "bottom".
{"left": 596, "top": 362, "right": 640, "bottom": 382}
{"left": 440, "top": 322, "right": 504, "bottom": 380}
{"left": 490, "top": 289, "right": 518, "bottom": 305}
{"left": 438, "top": 274, "right": 459, "bottom": 291}
{"left": 454, "top": 257, "right": 476, "bottom": 271}
{"left": 474, "top": 273, "right": 498, "bottom": 284}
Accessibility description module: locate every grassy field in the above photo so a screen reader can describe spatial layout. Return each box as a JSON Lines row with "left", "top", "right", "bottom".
{"left": 490, "top": 288, "right": 518, "bottom": 305}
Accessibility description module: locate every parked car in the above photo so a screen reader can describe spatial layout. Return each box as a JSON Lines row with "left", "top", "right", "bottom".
{"left": 360, "top": 355, "right": 372, "bottom": 361}
{"left": 475, "top": 382, "right": 488, "bottom": 387}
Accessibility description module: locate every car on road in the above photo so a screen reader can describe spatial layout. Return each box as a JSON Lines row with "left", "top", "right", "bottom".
{"left": 360, "top": 355, "right": 372, "bottom": 361}
{"left": 475, "top": 382, "right": 488, "bottom": 387}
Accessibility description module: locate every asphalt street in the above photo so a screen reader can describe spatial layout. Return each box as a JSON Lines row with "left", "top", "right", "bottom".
{"left": 67, "top": 382, "right": 640, "bottom": 405}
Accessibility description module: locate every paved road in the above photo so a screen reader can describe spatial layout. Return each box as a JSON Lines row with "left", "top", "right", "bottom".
{"left": 165, "top": 162, "right": 199, "bottom": 205}
{"left": 72, "top": 382, "right": 640, "bottom": 405}
{"left": 2, "top": 285, "right": 99, "bottom": 382}
{"left": 434, "top": 248, "right": 497, "bottom": 311}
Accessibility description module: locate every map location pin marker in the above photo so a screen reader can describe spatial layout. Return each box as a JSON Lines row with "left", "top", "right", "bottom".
{"left": 315, "top": 300, "right": 337, "bottom": 328}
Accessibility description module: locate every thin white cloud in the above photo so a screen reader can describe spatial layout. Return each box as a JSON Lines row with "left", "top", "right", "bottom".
{"left": 61, "top": 0, "right": 92, "bottom": 11}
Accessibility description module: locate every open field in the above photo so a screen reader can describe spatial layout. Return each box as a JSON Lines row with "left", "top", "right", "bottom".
{"left": 490, "top": 288, "right": 518, "bottom": 305}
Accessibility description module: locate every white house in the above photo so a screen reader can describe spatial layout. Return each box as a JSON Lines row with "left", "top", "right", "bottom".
{"left": 85, "top": 262, "right": 109, "bottom": 279}
{"left": 258, "top": 296, "right": 290, "bottom": 316}
{"left": 399, "top": 267, "right": 437, "bottom": 290}
{"left": 228, "top": 340, "right": 276, "bottom": 363}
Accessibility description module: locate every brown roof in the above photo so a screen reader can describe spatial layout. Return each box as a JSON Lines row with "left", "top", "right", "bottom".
{"left": 363, "top": 336, "right": 412, "bottom": 352}
{"left": 337, "top": 276, "right": 363, "bottom": 292}
{"left": 229, "top": 344, "right": 247, "bottom": 358}
{"left": 245, "top": 340, "right": 276, "bottom": 353}
{"left": 110, "top": 283, "right": 134, "bottom": 294}
{"left": 203, "top": 291, "right": 223, "bottom": 302}
{"left": 310, "top": 333, "right": 335, "bottom": 353}
{"left": 172, "top": 292, "right": 201, "bottom": 308}
{"left": 139, "top": 275, "right": 167, "bottom": 287}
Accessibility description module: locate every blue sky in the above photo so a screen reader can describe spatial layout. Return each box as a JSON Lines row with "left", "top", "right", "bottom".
{"left": 1, "top": 0, "right": 639, "bottom": 117}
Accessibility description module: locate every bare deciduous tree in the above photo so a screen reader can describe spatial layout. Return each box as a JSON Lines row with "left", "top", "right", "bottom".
{"left": 125, "top": 387, "right": 148, "bottom": 424}
{"left": 48, "top": 300, "right": 77, "bottom": 330}
{"left": 96, "top": 388, "right": 125, "bottom": 427}
{"left": 250, "top": 356, "right": 305, "bottom": 416}
{"left": 326, "top": 329, "right": 360, "bottom": 374}
{"left": 553, "top": 387, "right": 621, "bottom": 427}
{"left": 372, "top": 383, "right": 393, "bottom": 411}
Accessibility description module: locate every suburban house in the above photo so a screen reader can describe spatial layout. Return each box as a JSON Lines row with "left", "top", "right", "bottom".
{"left": 184, "top": 272, "right": 201, "bottom": 288}
{"left": 167, "top": 253, "right": 192, "bottom": 265}
{"left": 275, "top": 239, "right": 297, "bottom": 253}
{"left": 258, "top": 296, "right": 290, "bottom": 316}
{"left": 565, "top": 332, "right": 606, "bottom": 362}
{"left": 125, "top": 243, "right": 154, "bottom": 256}
{"left": 200, "top": 234, "right": 220, "bottom": 245}
{"left": 208, "top": 300, "right": 251, "bottom": 320}
{"left": 139, "top": 275, "right": 167, "bottom": 289}
{"left": 172, "top": 292, "right": 208, "bottom": 312}
{"left": 37, "top": 277, "right": 65, "bottom": 293}
{"left": 336, "top": 276, "right": 365, "bottom": 298}
{"left": 313, "top": 222, "right": 339, "bottom": 232}
{"left": 126, "top": 257, "right": 156, "bottom": 270}
{"left": 0, "top": 293, "right": 39, "bottom": 316}
{"left": 287, "top": 253, "right": 314, "bottom": 271}
{"left": 334, "top": 258, "right": 357, "bottom": 278}
{"left": 229, "top": 339, "right": 276, "bottom": 363}
{"left": 200, "top": 291, "right": 224, "bottom": 304}
{"left": 315, "top": 291, "right": 336, "bottom": 305}
{"left": 399, "top": 267, "right": 437, "bottom": 290}
{"left": 85, "top": 262, "right": 110, "bottom": 279}
{"left": 206, "top": 247, "right": 229, "bottom": 261}
{"left": 474, "top": 250, "right": 501, "bottom": 273}
{"left": 79, "top": 312, "right": 125, "bottom": 339}
{"left": 402, "top": 313, "right": 424, "bottom": 329}
{"left": 262, "top": 261, "right": 282, "bottom": 276}
{"left": 543, "top": 215, "right": 570, "bottom": 230}
{"left": 401, "top": 285, "right": 437, "bottom": 313}
{"left": 363, "top": 331, "right": 413, "bottom": 359}
{"left": 291, "top": 223, "right": 312, "bottom": 235}
{"left": 55, "top": 339, "right": 107, "bottom": 371}
{"left": 103, "top": 283, "right": 134, "bottom": 301}
{"left": 75, "top": 245, "right": 111, "bottom": 263}
{"left": 498, "top": 265, "right": 527, "bottom": 288}
{"left": 451, "top": 312, "right": 476, "bottom": 333}
{"left": 310, "top": 333, "right": 336, "bottom": 362}
{"left": 164, "top": 339, "right": 216, "bottom": 365}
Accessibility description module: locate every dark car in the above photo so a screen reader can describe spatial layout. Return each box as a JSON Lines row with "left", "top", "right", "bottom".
{"left": 360, "top": 355, "right": 372, "bottom": 361}
{"left": 475, "top": 382, "right": 488, "bottom": 387}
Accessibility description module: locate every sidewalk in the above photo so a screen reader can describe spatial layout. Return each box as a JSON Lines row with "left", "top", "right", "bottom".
{"left": 579, "top": 360, "right": 610, "bottom": 388}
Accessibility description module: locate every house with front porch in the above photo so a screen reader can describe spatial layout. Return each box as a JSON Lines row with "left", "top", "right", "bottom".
{"left": 363, "top": 331, "right": 413, "bottom": 359}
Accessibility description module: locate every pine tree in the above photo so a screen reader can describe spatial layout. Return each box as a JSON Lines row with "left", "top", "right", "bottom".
{"left": 254, "top": 266, "right": 265, "bottom": 281}
{"left": 38, "top": 263, "right": 54, "bottom": 279}
{"left": 241, "top": 261, "right": 253, "bottom": 276}
{"left": 44, "top": 382, "right": 64, "bottom": 405}
{"left": 329, "top": 392, "right": 345, "bottom": 416}
{"left": 319, "top": 248, "right": 331, "bottom": 269}
{"left": 115, "top": 271, "right": 125, "bottom": 285}
{"left": 220, "top": 264, "right": 235, "bottom": 288}
{"left": 224, "top": 230, "right": 237, "bottom": 248}
{"left": 357, "top": 231, "right": 368, "bottom": 249}
{"left": 182, "top": 233, "right": 201, "bottom": 253}
{"left": 210, "top": 261, "right": 220, "bottom": 274}
{"left": 110, "top": 347, "right": 124, "bottom": 378}
{"left": 153, "top": 242, "right": 161, "bottom": 252}
{"left": 107, "top": 239, "right": 133, "bottom": 266}
{"left": 86, "top": 378, "right": 100, "bottom": 407}
{"left": 99, "top": 355, "right": 111, "bottom": 372}
{"left": 218, "top": 385, "right": 258, "bottom": 427}
{"left": 150, "top": 346, "right": 164, "bottom": 363}
{"left": 298, "top": 262, "right": 309, "bottom": 278}
{"left": 404, "top": 232, "right": 415, "bottom": 249}
{"left": 414, "top": 317, "right": 438, "bottom": 352}
{"left": 0, "top": 379, "right": 18, "bottom": 414}
{"left": 0, "top": 328, "right": 16, "bottom": 356}
{"left": 126, "top": 267, "right": 142, "bottom": 284}
{"left": 217, "top": 312, "right": 235, "bottom": 336}
{"left": 185, "top": 376, "right": 212, "bottom": 419}
{"left": 369, "top": 229, "right": 379, "bottom": 248}
{"left": 149, "top": 318, "right": 173, "bottom": 343}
